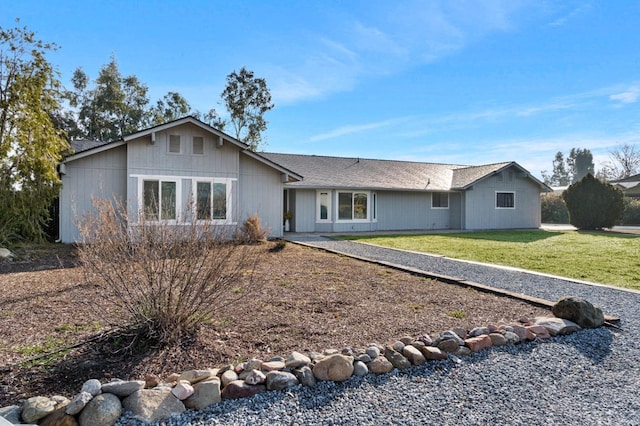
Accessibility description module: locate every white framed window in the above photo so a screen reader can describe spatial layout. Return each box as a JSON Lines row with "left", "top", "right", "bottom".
{"left": 140, "top": 177, "right": 180, "bottom": 222}
{"left": 168, "top": 134, "right": 181, "bottom": 154}
{"left": 432, "top": 192, "right": 449, "bottom": 209}
{"left": 316, "top": 190, "right": 331, "bottom": 222}
{"left": 192, "top": 136, "right": 204, "bottom": 155}
{"left": 337, "top": 191, "right": 370, "bottom": 222}
{"left": 193, "top": 178, "right": 233, "bottom": 223}
{"left": 496, "top": 191, "right": 515, "bottom": 209}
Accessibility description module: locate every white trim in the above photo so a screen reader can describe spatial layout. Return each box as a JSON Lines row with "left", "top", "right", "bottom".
{"left": 335, "top": 190, "right": 373, "bottom": 223}
{"left": 495, "top": 191, "right": 516, "bottom": 209}
{"left": 191, "top": 177, "right": 235, "bottom": 224}
{"left": 137, "top": 175, "right": 182, "bottom": 223}
{"left": 316, "top": 190, "right": 332, "bottom": 223}
{"left": 431, "top": 192, "right": 449, "bottom": 209}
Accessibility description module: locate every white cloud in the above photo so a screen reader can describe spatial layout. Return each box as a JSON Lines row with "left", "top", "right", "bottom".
{"left": 308, "top": 117, "right": 412, "bottom": 142}
{"left": 610, "top": 86, "right": 640, "bottom": 105}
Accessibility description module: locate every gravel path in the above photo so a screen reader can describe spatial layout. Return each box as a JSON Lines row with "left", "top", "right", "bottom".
{"left": 117, "top": 238, "right": 640, "bottom": 426}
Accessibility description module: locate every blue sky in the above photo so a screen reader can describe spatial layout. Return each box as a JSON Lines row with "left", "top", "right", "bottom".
{"left": 3, "top": 1, "right": 640, "bottom": 179}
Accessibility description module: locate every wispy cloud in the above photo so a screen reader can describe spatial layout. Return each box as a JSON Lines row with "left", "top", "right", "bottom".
{"left": 610, "top": 86, "right": 640, "bottom": 105}
{"left": 308, "top": 117, "right": 413, "bottom": 142}
{"left": 548, "top": 3, "right": 592, "bottom": 27}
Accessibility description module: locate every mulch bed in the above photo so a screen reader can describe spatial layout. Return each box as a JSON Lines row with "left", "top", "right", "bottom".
{"left": 0, "top": 241, "right": 550, "bottom": 406}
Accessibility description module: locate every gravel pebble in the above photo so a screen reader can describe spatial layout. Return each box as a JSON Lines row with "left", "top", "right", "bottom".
{"left": 114, "top": 238, "right": 640, "bottom": 426}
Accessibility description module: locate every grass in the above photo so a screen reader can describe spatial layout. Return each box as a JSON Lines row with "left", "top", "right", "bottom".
{"left": 340, "top": 230, "right": 640, "bottom": 290}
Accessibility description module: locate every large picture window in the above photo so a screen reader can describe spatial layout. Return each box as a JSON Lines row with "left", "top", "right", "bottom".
{"left": 432, "top": 192, "right": 449, "bottom": 209}
{"left": 496, "top": 191, "right": 515, "bottom": 209}
{"left": 143, "top": 179, "right": 177, "bottom": 221}
{"left": 338, "top": 191, "right": 368, "bottom": 221}
{"left": 194, "top": 179, "right": 231, "bottom": 222}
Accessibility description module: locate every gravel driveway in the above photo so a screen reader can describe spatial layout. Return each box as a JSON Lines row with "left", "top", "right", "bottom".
{"left": 117, "top": 237, "right": 640, "bottom": 426}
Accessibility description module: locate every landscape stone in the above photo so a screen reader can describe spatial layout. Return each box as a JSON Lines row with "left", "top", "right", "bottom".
{"left": 312, "top": 354, "right": 355, "bottom": 381}
{"left": 293, "top": 366, "right": 316, "bottom": 387}
{"left": 244, "top": 369, "right": 267, "bottom": 385}
{"left": 40, "top": 407, "right": 78, "bottom": 426}
{"left": 80, "top": 379, "right": 102, "bottom": 396}
{"left": 419, "top": 346, "right": 449, "bottom": 361}
{"left": 384, "top": 347, "right": 411, "bottom": 369}
{"left": 265, "top": 371, "right": 299, "bottom": 391}
{"left": 435, "top": 330, "right": 465, "bottom": 347}
{"left": 353, "top": 360, "right": 369, "bottom": 376}
{"left": 392, "top": 340, "right": 405, "bottom": 352}
{"left": 261, "top": 360, "right": 285, "bottom": 371}
{"left": 368, "top": 356, "right": 394, "bottom": 374}
{"left": 437, "top": 339, "right": 461, "bottom": 353}
{"left": 285, "top": 351, "right": 311, "bottom": 369}
{"left": 78, "top": 393, "right": 122, "bottom": 426}
{"left": 165, "top": 373, "right": 180, "bottom": 383}
{"left": 534, "top": 317, "right": 582, "bottom": 336}
{"left": 365, "top": 346, "right": 381, "bottom": 359}
{"left": 220, "top": 380, "right": 266, "bottom": 399}
{"left": 416, "top": 334, "right": 433, "bottom": 345}
{"left": 357, "top": 353, "right": 372, "bottom": 363}
{"left": 453, "top": 328, "right": 467, "bottom": 339}
{"left": 101, "top": 379, "right": 145, "bottom": 397}
{"left": 503, "top": 331, "right": 521, "bottom": 345}
{"left": 221, "top": 369, "right": 239, "bottom": 387}
{"left": 244, "top": 358, "right": 263, "bottom": 371}
{"left": 184, "top": 379, "right": 221, "bottom": 410}
{"left": 552, "top": 296, "right": 605, "bottom": 328}
{"left": 489, "top": 333, "right": 507, "bottom": 346}
{"left": 0, "top": 405, "right": 20, "bottom": 424}
{"left": 323, "top": 349, "right": 339, "bottom": 355}
{"left": 465, "top": 335, "right": 493, "bottom": 352}
{"left": 511, "top": 325, "right": 536, "bottom": 341}
{"left": 171, "top": 381, "right": 194, "bottom": 400}
{"left": 454, "top": 346, "right": 472, "bottom": 357}
{"left": 468, "top": 326, "right": 491, "bottom": 337}
{"left": 65, "top": 392, "right": 93, "bottom": 416}
{"left": 122, "top": 388, "right": 185, "bottom": 423}
{"left": 22, "top": 396, "right": 56, "bottom": 423}
{"left": 51, "top": 396, "right": 70, "bottom": 408}
{"left": 527, "top": 324, "right": 551, "bottom": 339}
{"left": 179, "top": 369, "right": 217, "bottom": 384}
{"left": 402, "top": 345, "right": 426, "bottom": 365}
{"left": 399, "top": 336, "right": 414, "bottom": 345}
{"left": 144, "top": 374, "right": 161, "bottom": 389}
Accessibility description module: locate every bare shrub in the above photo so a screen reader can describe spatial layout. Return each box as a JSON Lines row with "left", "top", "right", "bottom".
{"left": 77, "top": 197, "right": 263, "bottom": 345}
{"left": 239, "top": 214, "right": 268, "bottom": 243}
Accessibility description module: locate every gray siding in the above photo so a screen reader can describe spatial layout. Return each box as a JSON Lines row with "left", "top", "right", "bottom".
{"left": 464, "top": 166, "right": 542, "bottom": 229}
{"left": 376, "top": 191, "right": 451, "bottom": 231}
{"left": 239, "top": 155, "right": 284, "bottom": 238}
{"left": 59, "top": 145, "right": 127, "bottom": 242}
{"left": 292, "top": 189, "right": 316, "bottom": 232}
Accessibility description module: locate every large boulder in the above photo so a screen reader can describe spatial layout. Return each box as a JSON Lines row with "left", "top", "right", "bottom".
{"left": 534, "top": 317, "right": 582, "bottom": 336}
{"left": 78, "top": 393, "right": 122, "bottom": 426}
{"left": 21, "top": 396, "right": 56, "bottom": 423}
{"left": 312, "top": 354, "right": 354, "bottom": 381}
{"left": 552, "top": 296, "right": 605, "bottom": 328}
{"left": 122, "top": 388, "right": 185, "bottom": 423}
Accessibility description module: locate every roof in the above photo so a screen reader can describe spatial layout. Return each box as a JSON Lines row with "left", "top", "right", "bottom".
{"left": 262, "top": 153, "right": 546, "bottom": 192}
{"left": 611, "top": 173, "right": 640, "bottom": 184}
{"left": 70, "top": 139, "right": 108, "bottom": 154}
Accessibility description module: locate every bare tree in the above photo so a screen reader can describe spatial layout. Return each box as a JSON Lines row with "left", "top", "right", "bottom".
{"left": 600, "top": 143, "right": 640, "bottom": 180}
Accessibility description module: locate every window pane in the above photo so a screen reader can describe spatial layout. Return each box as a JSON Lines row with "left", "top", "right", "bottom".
{"left": 320, "top": 192, "right": 329, "bottom": 220}
{"left": 497, "top": 192, "right": 514, "bottom": 208}
{"left": 169, "top": 135, "right": 181, "bottom": 153}
{"left": 433, "top": 192, "right": 448, "bottom": 208}
{"left": 338, "top": 192, "right": 352, "bottom": 220}
{"left": 143, "top": 180, "right": 159, "bottom": 221}
{"left": 196, "top": 182, "right": 211, "bottom": 220}
{"left": 213, "top": 183, "right": 226, "bottom": 219}
{"left": 161, "top": 181, "right": 177, "bottom": 219}
{"left": 354, "top": 193, "right": 367, "bottom": 219}
{"left": 193, "top": 136, "right": 204, "bottom": 155}
{"left": 372, "top": 193, "right": 377, "bottom": 219}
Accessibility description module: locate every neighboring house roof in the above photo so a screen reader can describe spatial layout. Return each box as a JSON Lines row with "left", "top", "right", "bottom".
{"left": 262, "top": 153, "right": 549, "bottom": 192}
{"left": 611, "top": 173, "right": 640, "bottom": 191}
{"left": 70, "top": 139, "right": 108, "bottom": 153}
{"left": 611, "top": 173, "right": 640, "bottom": 184}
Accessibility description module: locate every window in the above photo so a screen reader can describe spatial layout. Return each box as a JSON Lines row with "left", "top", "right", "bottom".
{"left": 496, "top": 191, "right": 515, "bottom": 209}
{"left": 338, "top": 191, "right": 368, "bottom": 221}
{"left": 143, "top": 179, "right": 177, "bottom": 220}
{"left": 169, "top": 134, "right": 181, "bottom": 153}
{"left": 194, "top": 180, "right": 230, "bottom": 221}
{"left": 432, "top": 192, "right": 449, "bottom": 209}
{"left": 317, "top": 191, "right": 331, "bottom": 222}
{"left": 192, "top": 136, "right": 204, "bottom": 155}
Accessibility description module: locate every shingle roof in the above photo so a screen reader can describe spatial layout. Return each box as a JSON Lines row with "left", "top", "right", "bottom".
{"left": 70, "top": 139, "right": 108, "bottom": 154}
{"left": 261, "top": 153, "right": 516, "bottom": 191}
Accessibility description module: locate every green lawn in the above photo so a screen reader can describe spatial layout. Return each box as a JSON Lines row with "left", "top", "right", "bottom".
{"left": 340, "top": 230, "right": 640, "bottom": 291}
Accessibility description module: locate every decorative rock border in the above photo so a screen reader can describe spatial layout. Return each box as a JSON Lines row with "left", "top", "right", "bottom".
{"left": 0, "top": 313, "right": 594, "bottom": 426}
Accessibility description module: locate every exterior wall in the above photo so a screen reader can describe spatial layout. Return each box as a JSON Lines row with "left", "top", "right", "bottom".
{"left": 376, "top": 191, "right": 451, "bottom": 231}
{"left": 464, "top": 166, "right": 542, "bottom": 229}
{"left": 126, "top": 123, "right": 239, "bottom": 223}
{"left": 238, "top": 155, "right": 284, "bottom": 238}
{"left": 59, "top": 145, "right": 127, "bottom": 242}
{"left": 292, "top": 189, "right": 316, "bottom": 232}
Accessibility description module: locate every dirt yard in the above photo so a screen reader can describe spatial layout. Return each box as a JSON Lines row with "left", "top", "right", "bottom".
{"left": 0, "top": 241, "right": 550, "bottom": 406}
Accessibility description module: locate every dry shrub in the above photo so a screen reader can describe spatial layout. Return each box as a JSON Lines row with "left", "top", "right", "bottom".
{"left": 239, "top": 214, "right": 268, "bottom": 243}
{"left": 77, "top": 198, "right": 263, "bottom": 345}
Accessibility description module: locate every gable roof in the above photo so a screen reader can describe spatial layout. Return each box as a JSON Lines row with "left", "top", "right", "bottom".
{"left": 262, "top": 153, "right": 548, "bottom": 192}
{"left": 62, "top": 116, "right": 302, "bottom": 181}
